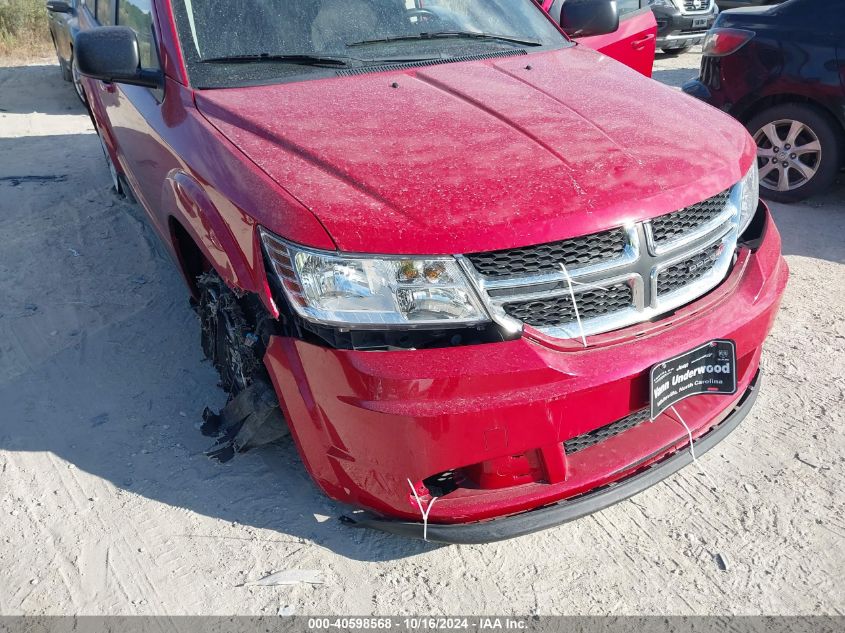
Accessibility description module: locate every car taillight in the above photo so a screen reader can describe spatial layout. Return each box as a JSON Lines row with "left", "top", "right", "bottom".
{"left": 702, "top": 28, "right": 754, "bottom": 57}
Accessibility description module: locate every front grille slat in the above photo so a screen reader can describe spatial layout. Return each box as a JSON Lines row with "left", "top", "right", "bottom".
{"left": 564, "top": 409, "right": 651, "bottom": 455}
{"left": 465, "top": 228, "right": 626, "bottom": 278}
{"left": 657, "top": 244, "right": 722, "bottom": 296}
{"left": 464, "top": 189, "right": 736, "bottom": 339}
{"left": 650, "top": 189, "right": 730, "bottom": 245}
{"left": 503, "top": 284, "right": 633, "bottom": 328}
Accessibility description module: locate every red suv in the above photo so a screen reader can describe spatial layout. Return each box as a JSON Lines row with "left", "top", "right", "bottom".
{"left": 74, "top": 0, "right": 787, "bottom": 543}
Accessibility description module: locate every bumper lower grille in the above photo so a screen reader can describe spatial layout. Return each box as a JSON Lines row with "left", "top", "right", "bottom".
{"left": 564, "top": 409, "right": 651, "bottom": 455}
{"left": 461, "top": 188, "right": 738, "bottom": 341}
{"left": 465, "top": 228, "right": 626, "bottom": 278}
{"left": 504, "top": 283, "right": 633, "bottom": 328}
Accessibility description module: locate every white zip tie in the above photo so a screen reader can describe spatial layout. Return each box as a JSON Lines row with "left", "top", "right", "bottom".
{"left": 407, "top": 478, "right": 438, "bottom": 542}
{"left": 670, "top": 405, "right": 697, "bottom": 461}
{"left": 560, "top": 263, "right": 587, "bottom": 348}
{"left": 670, "top": 405, "right": 719, "bottom": 491}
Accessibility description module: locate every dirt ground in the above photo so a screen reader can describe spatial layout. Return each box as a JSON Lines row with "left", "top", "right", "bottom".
{"left": 0, "top": 49, "right": 843, "bottom": 616}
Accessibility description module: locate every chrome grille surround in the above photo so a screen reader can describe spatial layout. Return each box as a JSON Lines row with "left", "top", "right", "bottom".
{"left": 677, "top": 0, "right": 712, "bottom": 14}
{"left": 459, "top": 185, "right": 742, "bottom": 341}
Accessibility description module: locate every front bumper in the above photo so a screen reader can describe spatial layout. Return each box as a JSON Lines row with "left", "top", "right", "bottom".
{"left": 345, "top": 370, "right": 760, "bottom": 544}
{"left": 262, "top": 205, "right": 788, "bottom": 537}
{"left": 652, "top": 6, "right": 718, "bottom": 48}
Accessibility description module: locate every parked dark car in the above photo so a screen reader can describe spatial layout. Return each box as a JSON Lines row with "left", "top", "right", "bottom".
{"left": 716, "top": 0, "right": 783, "bottom": 10}
{"left": 683, "top": 0, "right": 845, "bottom": 202}
{"left": 46, "top": 0, "right": 85, "bottom": 103}
{"left": 647, "top": 0, "right": 719, "bottom": 54}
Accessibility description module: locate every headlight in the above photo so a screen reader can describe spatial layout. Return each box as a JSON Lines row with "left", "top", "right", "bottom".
{"left": 647, "top": 0, "right": 676, "bottom": 7}
{"left": 260, "top": 228, "right": 489, "bottom": 328}
{"left": 736, "top": 161, "right": 760, "bottom": 236}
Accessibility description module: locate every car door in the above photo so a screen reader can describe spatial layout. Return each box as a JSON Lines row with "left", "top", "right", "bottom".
{"left": 77, "top": 0, "right": 123, "bottom": 164}
{"left": 100, "top": 0, "right": 172, "bottom": 235}
{"left": 542, "top": 0, "right": 657, "bottom": 77}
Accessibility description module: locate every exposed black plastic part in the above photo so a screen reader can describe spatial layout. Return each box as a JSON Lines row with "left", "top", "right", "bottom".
{"left": 342, "top": 370, "right": 761, "bottom": 544}
{"left": 738, "top": 201, "right": 769, "bottom": 252}
{"left": 334, "top": 49, "right": 527, "bottom": 77}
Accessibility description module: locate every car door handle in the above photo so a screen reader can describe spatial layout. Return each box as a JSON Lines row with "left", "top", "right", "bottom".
{"left": 631, "top": 34, "right": 656, "bottom": 50}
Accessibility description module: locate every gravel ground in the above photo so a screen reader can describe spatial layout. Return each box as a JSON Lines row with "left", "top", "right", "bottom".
{"left": 0, "top": 50, "right": 843, "bottom": 616}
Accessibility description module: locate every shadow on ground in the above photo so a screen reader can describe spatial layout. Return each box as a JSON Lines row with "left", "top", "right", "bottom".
{"left": 1, "top": 61, "right": 842, "bottom": 569}
{"left": 0, "top": 64, "right": 88, "bottom": 115}
{"left": 0, "top": 63, "right": 439, "bottom": 563}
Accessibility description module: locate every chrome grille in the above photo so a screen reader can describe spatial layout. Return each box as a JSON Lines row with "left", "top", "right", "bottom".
{"left": 651, "top": 190, "right": 730, "bottom": 245}
{"left": 504, "top": 283, "right": 633, "bottom": 327}
{"left": 465, "top": 228, "right": 626, "bottom": 278}
{"left": 657, "top": 244, "right": 722, "bottom": 296}
{"left": 681, "top": 0, "right": 711, "bottom": 13}
{"left": 459, "top": 187, "right": 740, "bottom": 341}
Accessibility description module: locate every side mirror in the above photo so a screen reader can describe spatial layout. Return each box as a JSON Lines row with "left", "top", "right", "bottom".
{"left": 75, "top": 26, "right": 163, "bottom": 89}
{"left": 46, "top": 1, "right": 72, "bottom": 13}
{"left": 559, "top": 0, "right": 620, "bottom": 38}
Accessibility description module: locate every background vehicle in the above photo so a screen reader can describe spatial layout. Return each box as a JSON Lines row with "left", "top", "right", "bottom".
{"left": 716, "top": 0, "right": 783, "bottom": 10}
{"left": 683, "top": 0, "right": 845, "bottom": 202}
{"left": 542, "top": 0, "right": 657, "bottom": 75}
{"left": 646, "top": 0, "right": 719, "bottom": 54}
{"left": 45, "top": 0, "right": 85, "bottom": 103}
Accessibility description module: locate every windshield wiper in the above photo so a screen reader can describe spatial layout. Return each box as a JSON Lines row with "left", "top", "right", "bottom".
{"left": 347, "top": 32, "right": 542, "bottom": 48}
{"left": 200, "top": 53, "right": 350, "bottom": 67}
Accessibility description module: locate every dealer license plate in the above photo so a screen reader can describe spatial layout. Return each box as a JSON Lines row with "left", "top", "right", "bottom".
{"left": 649, "top": 340, "right": 737, "bottom": 420}
{"left": 692, "top": 17, "right": 709, "bottom": 28}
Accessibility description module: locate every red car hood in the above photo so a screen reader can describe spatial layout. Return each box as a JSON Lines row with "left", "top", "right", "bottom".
{"left": 196, "top": 46, "right": 755, "bottom": 254}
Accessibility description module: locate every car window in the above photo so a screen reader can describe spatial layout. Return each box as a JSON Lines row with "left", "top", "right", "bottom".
{"left": 549, "top": 0, "right": 642, "bottom": 24}
{"left": 118, "top": 0, "right": 158, "bottom": 69}
{"left": 617, "top": 0, "right": 644, "bottom": 17}
{"left": 173, "top": 0, "right": 565, "bottom": 61}
{"left": 96, "top": 0, "right": 116, "bottom": 25}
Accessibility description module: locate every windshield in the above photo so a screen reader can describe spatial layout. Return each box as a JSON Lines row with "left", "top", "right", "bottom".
{"left": 171, "top": 0, "right": 569, "bottom": 87}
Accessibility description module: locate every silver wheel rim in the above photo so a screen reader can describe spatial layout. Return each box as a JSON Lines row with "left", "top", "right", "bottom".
{"left": 97, "top": 134, "right": 120, "bottom": 192}
{"left": 71, "top": 57, "right": 85, "bottom": 103}
{"left": 754, "top": 118, "right": 822, "bottom": 192}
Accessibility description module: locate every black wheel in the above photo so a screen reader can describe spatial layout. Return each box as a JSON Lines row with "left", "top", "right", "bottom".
{"left": 661, "top": 45, "right": 692, "bottom": 55}
{"left": 197, "top": 272, "right": 266, "bottom": 396}
{"left": 747, "top": 103, "right": 842, "bottom": 203}
{"left": 58, "top": 53, "right": 72, "bottom": 81}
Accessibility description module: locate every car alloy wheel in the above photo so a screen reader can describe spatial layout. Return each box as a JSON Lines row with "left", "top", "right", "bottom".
{"left": 71, "top": 56, "right": 86, "bottom": 104}
{"left": 754, "top": 118, "right": 822, "bottom": 193}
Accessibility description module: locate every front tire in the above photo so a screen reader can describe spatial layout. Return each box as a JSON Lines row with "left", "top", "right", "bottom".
{"left": 195, "top": 271, "right": 289, "bottom": 460}
{"left": 197, "top": 272, "right": 266, "bottom": 396}
{"left": 57, "top": 51, "right": 72, "bottom": 82}
{"left": 748, "top": 103, "right": 842, "bottom": 203}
